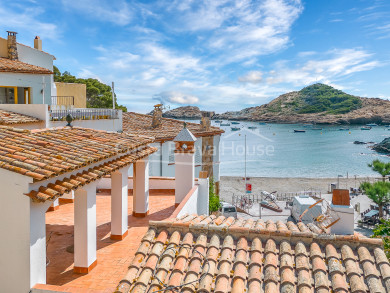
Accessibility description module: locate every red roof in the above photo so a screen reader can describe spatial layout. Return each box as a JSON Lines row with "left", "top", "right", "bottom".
{"left": 0, "top": 57, "right": 53, "bottom": 74}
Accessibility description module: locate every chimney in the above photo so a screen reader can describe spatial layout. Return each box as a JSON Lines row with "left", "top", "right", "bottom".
{"left": 330, "top": 189, "right": 354, "bottom": 235}
{"left": 201, "top": 111, "right": 211, "bottom": 131}
{"left": 152, "top": 104, "right": 163, "bottom": 128}
{"left": 34, "top": 36, "right": 42, "bottom": 51}
{"left": 6, "top": 31, "right": 18, "bottom": 61}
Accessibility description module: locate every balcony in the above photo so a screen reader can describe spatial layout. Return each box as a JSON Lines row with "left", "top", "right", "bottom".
{"left": 49, "top": 108, "right": 120, "bottom": 121}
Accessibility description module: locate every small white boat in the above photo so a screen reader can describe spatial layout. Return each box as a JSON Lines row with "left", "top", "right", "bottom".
{"left": 366, "top": 123, "right": 378, "bottom": 127}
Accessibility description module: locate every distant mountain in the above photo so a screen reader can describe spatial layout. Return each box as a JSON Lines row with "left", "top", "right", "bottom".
{"left": 165, "top": 84, "right": 390, "bottom": 125}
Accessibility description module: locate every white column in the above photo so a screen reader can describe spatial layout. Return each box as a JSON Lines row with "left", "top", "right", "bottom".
{"left": 198, "top": 172, "right": 209, "bottom": 215}
{"left": 30, "top": 201, "right": 52, "bottom": 288}
{"left": 48, "top": 198, "right": 59, "bottom": 211}
{"left": 175, "top": 151, "right": 195, "bottom": 205}
{"left": 111, "top": 165, "right": 130, "bottom": 240}
{"left": 74, "top": 182, "right": 97, "bottom": 273}
{"left": 133, "top": 158, "right": 149, "bottom": 217}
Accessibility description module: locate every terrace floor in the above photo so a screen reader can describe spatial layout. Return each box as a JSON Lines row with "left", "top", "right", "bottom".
{"left": 34, "top": 192, "right": 176, "bottom": 293}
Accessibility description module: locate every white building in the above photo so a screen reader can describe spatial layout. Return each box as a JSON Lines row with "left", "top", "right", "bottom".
{"left": 123, "top": 106, "right": 224, "bottom": 193}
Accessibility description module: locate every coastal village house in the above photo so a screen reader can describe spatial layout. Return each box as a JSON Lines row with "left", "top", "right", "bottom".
{"left": 0, "top": 30, "right": 214, "bottom": 292}
{"left": 123, "top": 105, "right": 224, "bottom": 193}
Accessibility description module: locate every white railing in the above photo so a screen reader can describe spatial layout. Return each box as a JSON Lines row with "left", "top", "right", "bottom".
{"left": 49, "top": 108, "right": 119, "bottom": 121}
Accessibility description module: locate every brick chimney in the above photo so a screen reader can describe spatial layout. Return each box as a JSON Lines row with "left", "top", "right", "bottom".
{"left": 34, "top": 36, "right": 42, "bottom": 51}
{"left": 152, "top": 104, "right": 163, "bottom": 128}
{"left": 201, "top": 111, "right": 211, "bottom": 131}
{"left": 6, "top": 31, "right": 18, "bottom": 60}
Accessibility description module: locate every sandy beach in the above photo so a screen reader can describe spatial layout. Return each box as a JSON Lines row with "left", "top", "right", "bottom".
{"left": 220, "top": 175, "right": 381, "bottom": 203}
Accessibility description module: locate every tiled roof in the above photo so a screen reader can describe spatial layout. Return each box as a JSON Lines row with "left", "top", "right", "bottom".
{"left": 0, "top": 109, "right": 41, "bottom": 125}
{"left": 26, "top": 146, "right": 157, "bottom": 202}
{"left": 115, "top": 214, "right": 389, "bottom": 293}
{"left": 0, "top": 126, "right": 154, "bottom": 182}
{"left": 123, "top": 112, "right": 224, "bottom": 141}
{"left": 0, "top": 57, "right": 53, "bottom": 74}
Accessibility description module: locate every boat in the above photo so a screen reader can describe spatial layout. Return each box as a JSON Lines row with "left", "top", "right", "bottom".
{"left": 366, "top": 123, "right": 378, "bottom": 127}
{"left": 248, "top": 126, "right": 257, "bottom": 130}
{"left": 339, "top": 128, "right": 349, "bottom": 131}
{"left": 294, "top": 129, "right": 306, "bottom": 133}
{"left": 214, "top": 120, "right": 222, "bottom": 123}
{"left": 231, "top": 121, "right": 240, "bottom": 125}
{"left": 220, "top": 123, "right": 230, "bottom": 126}
{"left": 231, "top": 127, "right": 240, "bottom": 131}
{"left": 312, "top": 128, "right": 322, "bottom": 130}
{"left": 361, "top": 126, "right": 371, "bottom": 130}
{"left": 258, "top": 122, "right": 267, "bottom": 125}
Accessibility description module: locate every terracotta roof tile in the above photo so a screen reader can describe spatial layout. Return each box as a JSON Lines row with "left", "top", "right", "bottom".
{"left": 0, "top": 110, "right": 41, "bottom": 125}
{"left": 0, "top": 57, "right": 53, "bottom": 74}
{"left": 123, "top": 112, "right": 223, "bottom": 141}
{"left": 115, "top": 215, "right": 390, "bottom": 293}
{"left": 0, "top": 126, "right": 154, "bottom": 184}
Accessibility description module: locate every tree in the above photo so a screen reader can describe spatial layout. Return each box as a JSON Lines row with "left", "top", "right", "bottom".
{"left": 368, "top": 159, "right": 390, "bottom": 182}
{"left": 360, "top": 181, "right": 390, "bottom": 218}
{"left": 53, "top": 66, "right": 127, "bottom": 112}
{"left": 208, "top": 177, "right": 221, "bottom": 213}
{"left": 372, "top": 219, "right": 390, "bottom": 259}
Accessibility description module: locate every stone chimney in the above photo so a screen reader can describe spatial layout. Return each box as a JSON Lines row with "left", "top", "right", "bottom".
{"left": 152, "top": 104, "right": 163, "bottom": 128}
{"left": 34, "top": 36, "right": 42, "bottom": 51}
{"left": 6, "top": 31, "right": 18, "bottom": 61}
{"left": 201, "top": 111, "right": 211, "bottom": 131}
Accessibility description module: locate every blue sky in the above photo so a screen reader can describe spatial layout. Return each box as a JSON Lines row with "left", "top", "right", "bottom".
{"left": 1, "top": 0, "right": 390, "bottom": 113}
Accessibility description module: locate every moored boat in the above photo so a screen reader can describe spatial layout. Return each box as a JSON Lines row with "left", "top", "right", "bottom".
{"left": 294, "top": 129, "right": 306, "bottom": 133}
{"left": 231, "top": 121, "right": 240, "bottom": 124}
{"left": 220, "top": 123, "right": 230, "bottom": 126}
{"left": 366, "top": 123, "right": 378, "bottom": 127}
{"left": 214, "top": 120, "right": 222, "bottom": 123}
{"left": 248, "top": 126, "right": 257, "bottom": 130}
{"left": 231, "top": 127, "right": 240, "bottom": 131}
{"left": 339, "top": 128, "right": 349, "bottom": 131}
{"left": 258, "top": 122, "right": 267, "bottom": 125}
{"left": 361, "top": 126, "right": 371, "bottom": 130}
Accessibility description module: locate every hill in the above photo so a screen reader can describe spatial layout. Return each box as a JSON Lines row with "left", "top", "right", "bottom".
{"left": 212, "top": 83, "right": 390, "bottom": 124}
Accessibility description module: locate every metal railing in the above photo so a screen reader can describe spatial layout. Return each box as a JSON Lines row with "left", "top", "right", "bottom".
{"left": 51, "top": 96, "right": 75, "bottom": 106}
{"left": 50, "top": 108, "right": 120, "bottom": 121}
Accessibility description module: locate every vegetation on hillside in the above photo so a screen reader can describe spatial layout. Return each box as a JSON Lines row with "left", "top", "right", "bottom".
{"left": 53, "top": 66, "right": 127, "bottom": 112}
{"left": 296, "top": 83, "right": 362, "bottom": 114}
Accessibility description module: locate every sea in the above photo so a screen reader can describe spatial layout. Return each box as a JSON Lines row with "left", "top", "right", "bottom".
{"left": 186, "top": 120, "right": 390, "bottom": 178}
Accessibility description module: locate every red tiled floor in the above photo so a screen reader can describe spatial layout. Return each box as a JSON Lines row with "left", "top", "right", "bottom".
{"left": 36, "top": 193, "right": 175, "bottom": 293}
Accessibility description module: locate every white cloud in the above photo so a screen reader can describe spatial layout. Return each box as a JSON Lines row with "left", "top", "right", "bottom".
{"left": 61, "top": 0, "right": 133, "bottom": 26}
{"left": 265, "top": 48, "right": 381, "bottom": 86}
{"left": 0, "top": 5, "right": 58, "bottom": 40}
{"left": 238, "top": 71, "right": 263, "bottom": 83}
{"left": 157, "top": 91, "right": 199, "bottom": 104}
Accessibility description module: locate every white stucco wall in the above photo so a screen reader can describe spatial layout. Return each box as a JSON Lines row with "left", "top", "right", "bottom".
{"left": 0, "top": 73, "right": 52, "bottom": 105}
{"left": 330, "top": 204, "right": 355, "bottom": 235}
{"left": 49, "top": 117, "right": 122, "bottom": 132}
{"left": 16, "top": 43, "right": 54, "bottom": 70}
{"left": 176, "top": 186, "right": 199, "bottom": 218}
{"left": 0, "top": 168, "right": 46, "bottom": 293}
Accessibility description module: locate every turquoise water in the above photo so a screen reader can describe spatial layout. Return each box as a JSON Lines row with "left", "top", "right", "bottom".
{"left": 214, "top": 121, "right": 390, "bottom": 177}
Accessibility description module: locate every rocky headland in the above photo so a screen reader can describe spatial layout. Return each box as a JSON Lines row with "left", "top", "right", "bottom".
{"left": 163, "top": 84, "right": 390, "bottom": 125}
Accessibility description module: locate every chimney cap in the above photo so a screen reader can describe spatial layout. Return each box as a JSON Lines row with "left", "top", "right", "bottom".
{"left": 173, "top": 125, "right": 197, "bottom": 142}
{"left": 35, "top": 36, "right": 40, "bottom": 39}
{"left": 6, "top": 31, "right": 18, "bottom": 35}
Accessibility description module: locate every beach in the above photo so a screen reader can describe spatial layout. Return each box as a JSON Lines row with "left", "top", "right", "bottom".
{"left": 219, "top": 175, "right": 381, "bottom": 203}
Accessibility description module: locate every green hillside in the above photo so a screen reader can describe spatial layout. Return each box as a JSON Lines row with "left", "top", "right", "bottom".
{"left": 295, "top": 83, "right": 362, "bottom": 114}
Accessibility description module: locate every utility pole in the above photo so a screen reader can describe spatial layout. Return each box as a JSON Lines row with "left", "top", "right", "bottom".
{"left": 112, "top": 82, "right": 115, "bottom": 109}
